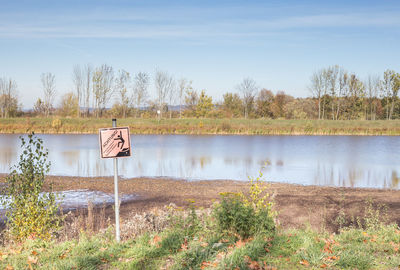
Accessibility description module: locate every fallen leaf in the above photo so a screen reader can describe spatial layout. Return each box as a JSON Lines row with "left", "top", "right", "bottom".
{"left": 5, "top": 265, "right": 13, "bottom": 270}
{"left": 200, "top": 242, "right": 208, "bottom": 247}
{"left": 152, "top": 235, "right": 161, "bottom": 247}
{"left": 326, "top": 255, "right": 339, "bottom": 261}
{"left": 235, "top": 239, "right": 246, "bottom": 248}
{"left": 59, "top": 254, "right": 67, "bottom": 259}
{"left": 216, "top": 252, "right": 225, "bottom": 260}
{"left": 201, "top": 261, "right": 212, "bottom": 269}
{"left": 320, "top": 263, "right": 328, "bottom": 268}
{"left": 11, "top": 247, "right": 22, "bottom": 255}
{"left": 180, "top": 243, "right": 188, "bottom": 251}
{"left": 118, "top": 257, "right": 133, "bottom": 262}
{"left": 300, "top": 260, "right": 309, "bottom": 266}
{"left": 31, "top": 250, "right": 38, "bottom": 256}
{"left": 0, "top": 252, "right": 8, "bottom": 261}
{"left": 248, "top": 259, "right": 260, "bottom": 269}
{"left": 153, "top": 235, "right": 161, "bottom": 244}
{"left": 99, "top": 247, "right": 107, "bottom": 252}
{"left": 263, "top": 262, "right": 277, "bottom": 270}
{"left": 27, "top": 256, "right": 38, "bottom": 264}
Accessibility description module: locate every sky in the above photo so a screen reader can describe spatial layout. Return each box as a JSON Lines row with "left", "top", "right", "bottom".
{"left": 1, "top": 0, "right": 400, "bottom": 109}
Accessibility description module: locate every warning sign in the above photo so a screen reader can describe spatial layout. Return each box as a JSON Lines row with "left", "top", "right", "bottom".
{"left": 99, "top": 127, "right": 131, "bottom": 158}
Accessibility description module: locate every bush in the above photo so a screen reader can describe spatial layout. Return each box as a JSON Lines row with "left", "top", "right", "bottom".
{"left": 1, "top": 133, "right": 62, "bottom": 241}
{"left": 213, "top": 169, "right": 276, "bottom": 239}
{"left": 214, "top": 193, "right": 274, "bottom": 239}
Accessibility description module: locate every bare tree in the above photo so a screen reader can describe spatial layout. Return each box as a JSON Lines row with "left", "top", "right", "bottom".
{"left": 236, "top": 78, "right": 258, "bottom": 119}
{"left": 92, "top": 64, "right": 114, "bottom": 117}
{"left": 365, "top": 75, "right": 381, "bottom": 120}
{"left": 167, "top": 79, "right": 176, "bottom": 118}
{"left": 335, "top": 69, "right": 348, "bottom": 120}
{"left": 41, "top": 72, "right": 56, "bottom": 117}
{"left": 133, "top": 72, "right": 149, "bottom": 118}
{"left": 154, "top": 70, "right": 174, "bottom": 119}
{"left": 325, "top": 66, "right": 339, "bottom": 120}
{"left": 309, "top": 69, "right": 329, "bottom": 120}
{"left": 72, "top": 65, "right": 84, "bottom": 117}
{"left": 178, "top": 78, "right": 192, "bottom": 118}
{"left": 0, "top": 77, "right": 18, "bottom": 118}
{"left": 83, "top": 64, "right": 93, "bottom": 117}
{"left": 115, "top": 69, "right": 131, "bottom": 118}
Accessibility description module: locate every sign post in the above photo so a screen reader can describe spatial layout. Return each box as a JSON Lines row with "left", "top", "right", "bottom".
{"left": 112, "top": 119, "right": 120, "bottom": 242}
{"left": 99, "top": 119, "right": 131, "bottom": 242}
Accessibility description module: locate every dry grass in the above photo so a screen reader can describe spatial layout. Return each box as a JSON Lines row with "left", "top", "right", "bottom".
{"left": 1, "top": 117, "right": 400, "bottom": 135}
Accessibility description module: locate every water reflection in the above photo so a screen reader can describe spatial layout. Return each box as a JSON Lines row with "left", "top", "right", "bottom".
{"left": 0, "top": 134, "right": 399, "bottom": 189}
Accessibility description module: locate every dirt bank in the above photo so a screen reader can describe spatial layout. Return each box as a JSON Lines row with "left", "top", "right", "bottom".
{"left": 1, "top": 175, "right": 400, "bottom": 232}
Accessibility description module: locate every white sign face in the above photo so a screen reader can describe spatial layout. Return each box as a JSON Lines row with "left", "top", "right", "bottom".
{"left": 99, "top": 127, "right": 131, "bottom": 158}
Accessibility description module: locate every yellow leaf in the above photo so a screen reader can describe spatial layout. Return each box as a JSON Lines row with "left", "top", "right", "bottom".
{"left": 0, "top": 252, "right": 8, "bottom": 261}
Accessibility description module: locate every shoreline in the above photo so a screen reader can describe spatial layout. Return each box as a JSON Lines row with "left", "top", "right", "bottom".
{"left": 1, "top": 132, "right": 400, "bottom": 137}
{"left": 1, "top": 118, "right": 400, "bottom": 136}
{"left": 2, "top": 175, "right": 399, "bottom": 232}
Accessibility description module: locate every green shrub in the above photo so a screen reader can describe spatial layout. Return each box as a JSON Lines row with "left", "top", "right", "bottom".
{"left": 1, "top": 132, "right": 62, "bottom": 241}
{"left": 213, "top": 169, "right": 276, "bottom": 239}
{"left": 213, "top": 192, "right": 274, "bottom": 239}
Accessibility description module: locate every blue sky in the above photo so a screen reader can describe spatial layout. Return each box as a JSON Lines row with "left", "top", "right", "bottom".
{"left": 1, "top": 0, "right": 400, "bottom": 109}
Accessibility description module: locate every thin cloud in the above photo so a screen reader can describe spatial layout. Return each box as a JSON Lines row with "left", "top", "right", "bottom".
{"left": 0, "top": 8, "right": 399, "bottom": 39}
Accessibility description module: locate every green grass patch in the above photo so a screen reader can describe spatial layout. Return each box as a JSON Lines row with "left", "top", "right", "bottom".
{"left": 1, "top": 219, "right": 400, "bottom": 269}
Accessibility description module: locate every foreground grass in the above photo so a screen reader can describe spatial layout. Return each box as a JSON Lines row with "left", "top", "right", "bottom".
{"left": 1, "top": 117, "right": 400, "bottom": 135}
{"left": 1, "top": 224, "right": 400, "bottom": 269}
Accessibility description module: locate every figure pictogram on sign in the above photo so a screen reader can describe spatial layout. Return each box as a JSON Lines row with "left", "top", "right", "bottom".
{"left": 99, "top": 127, "right": 131, "bottom": 158}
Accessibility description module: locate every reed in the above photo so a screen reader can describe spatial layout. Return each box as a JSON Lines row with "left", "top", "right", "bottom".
{"left": 1, "top": 117, "right": 400, "bottom": 135}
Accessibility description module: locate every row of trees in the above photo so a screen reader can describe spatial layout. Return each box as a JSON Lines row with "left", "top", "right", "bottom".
{"left": 310, "top": 65, "right": 400, "bottom": 120}
{"left": 1, "top": 65, "right": 400, "bottom": 120}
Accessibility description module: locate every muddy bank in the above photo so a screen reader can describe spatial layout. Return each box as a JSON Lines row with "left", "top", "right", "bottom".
{"left": 1, "top": 175, "right": 400, "bottom": 232}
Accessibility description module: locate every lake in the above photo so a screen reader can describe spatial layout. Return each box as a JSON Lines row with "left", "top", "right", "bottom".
{"left": 0, "top": 134, "right": 399, "bottom": 189}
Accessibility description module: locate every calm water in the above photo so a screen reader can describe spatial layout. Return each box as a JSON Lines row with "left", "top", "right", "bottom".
{"left": 0, "top": 134, "right": 399, "bottom": 189}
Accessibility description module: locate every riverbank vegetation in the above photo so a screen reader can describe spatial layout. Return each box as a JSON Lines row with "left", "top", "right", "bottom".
{"left": 1, "top": 192, "right": 399, "bottom": 269}
{"left": 1, "top": 135, "right": 400, "bottom": 269}
{"left": 1, "top": 65, "right": 400, "bottom": 122}
{"left": 1, "top": 117, "right": 400, "bottom": 135}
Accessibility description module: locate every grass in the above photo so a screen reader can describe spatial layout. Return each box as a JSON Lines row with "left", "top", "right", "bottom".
{"left": 1, "top": 224, "right": 400, "bottom": 269}
{"left": 1, "top": 117, "right": 400, "bottom": 135}
{"left": 1, "top": 200, "right": 400, "bottom": 269}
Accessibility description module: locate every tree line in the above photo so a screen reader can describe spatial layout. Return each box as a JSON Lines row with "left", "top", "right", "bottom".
{"left": 1, "top": 64, "right": 399, "bottom": 120}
